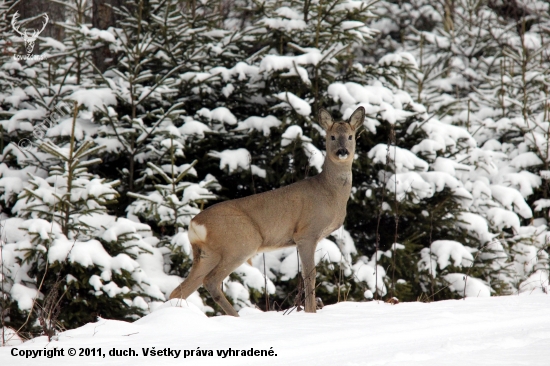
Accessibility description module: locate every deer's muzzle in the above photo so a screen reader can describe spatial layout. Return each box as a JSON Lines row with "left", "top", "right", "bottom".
{"left": 336, "top": 148, "right": 349, "bottom": 159}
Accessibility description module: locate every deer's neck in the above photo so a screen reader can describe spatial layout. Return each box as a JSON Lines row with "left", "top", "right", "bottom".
{"left": 317, "top": 157, "right": 353, "bottom": 194}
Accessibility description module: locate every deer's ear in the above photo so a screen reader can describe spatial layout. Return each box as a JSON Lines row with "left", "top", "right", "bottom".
{"left": 348, "top": 106, "right": 365, "bottom": 130}
{"left": 318, "top": 109, "right": 333, "bottom": 131}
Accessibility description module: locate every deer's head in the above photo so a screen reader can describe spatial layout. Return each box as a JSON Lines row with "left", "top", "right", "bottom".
{"left": 319, "top": 106, "right": 365, "bottom": 164}
{"left": 12, "top": 12, "right": 49, "bottom": 54}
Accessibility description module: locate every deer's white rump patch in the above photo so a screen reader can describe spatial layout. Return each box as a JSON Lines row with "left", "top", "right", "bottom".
{"left": 188, "top": 221, "right": 207, "bottom": 243}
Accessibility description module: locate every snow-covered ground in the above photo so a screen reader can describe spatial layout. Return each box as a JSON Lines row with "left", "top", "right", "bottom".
{"left": 2, "top": 295, "right": 550, "bottom": 365}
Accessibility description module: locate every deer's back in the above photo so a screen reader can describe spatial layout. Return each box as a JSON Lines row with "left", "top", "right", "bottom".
{"left": 191, "top": 176, "right": 350, "bottom": 251}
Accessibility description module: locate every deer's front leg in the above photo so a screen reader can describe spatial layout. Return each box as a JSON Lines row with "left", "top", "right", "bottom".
{"left": 297, "top": 239, "right": 318, "bottom": 313}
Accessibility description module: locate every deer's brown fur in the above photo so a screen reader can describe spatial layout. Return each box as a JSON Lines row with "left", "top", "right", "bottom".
{"left": 169, "top": 107, "right": 365, "bottom": 316}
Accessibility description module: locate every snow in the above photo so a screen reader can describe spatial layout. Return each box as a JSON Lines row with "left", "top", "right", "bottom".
{"left": 519, "top": 270, "right": 549, "bottom": 294}
{"left": 430, "top": 240, "right": 474, "bottom": 270}
{"left": 379, "top": 51, "right": 418, "bottom": 68}
{"left": 0, "top": 86, "right": 26, "bottom": 107}
{"left": 486, "top": 207, "right": 521, "bottom": 232}
{"left": 261, "top": 18, "right": 306, "bottom": 31}
{"left": 386, "top": 172, "right": 433, "bottom": 202}
{"left": 411, "top": 119, "right": 476, "bottom": 152}
{"left": 443, "top": 274, "right": 491, "bottom": 297}
{"left": 133, "top": 240, "right": 193, "bottom": 303}
{"left": 0, "top": 164, "right": 45, "bottom": 204}
{"left": 210, "top": 148, "right": 251, "bottom": 174}
{"left": 100, "top": 217, "right": 150, "bottom": 243}
{"left": 171, "top": 232, "right": 191, "bottom": 255}
{"left": 0, "top": 327, "right": 23, "bottom": 346}
{"left": 534, "top": 199, "right": 550, "bottom": 212}
{"left": 500, "top": 171, "right": 541, "bottom": 198}
{"left": 70, "top": 88, "right": 117, "bottom": 111}
{"left": 210, "top": 62, "right": 260, "bottom": 82}
{"left": 314, "top": 238, "right": 343, "bottom": 264}
{"left": 279, "top": 126, "right": 324, "bottom": 171}
{"left": 197, "top": 107, "right": 237, "bottom": 125}
{"left": 41, "top": 37, "right": 66, "bottom": 51}
{"left": 281, "top": 125, "right": 310, "bottom": 146}
{"left": 510, "top": 152, "right": 543, "bottom": 169}
{"left": 48, "top": 238, "right": 139, "bottom": 275}
{"left": 183, "top": 184, "right": 216, "bottom": 205}
{"left": 221, "top": 281, "right": 251, "bottom": 306}
{"left": 9, "top": 283, "right": 41, "bottom": 311}
{"left": 490, "top": 185, "right": 533, "bottom": 219}
{"left": 270, "top": 239, "right": 345, "bottom": 282}
{"left": 236, "top": 115, "right": 282, "bottom": 136}
{"left": 302, "top": 142, "right": 324, "bottom": 172}
{"left": 250, "top": 165, "right": 267, "bottom": 178}
{"left": 457, "top": 213, "right": 494, "bottom": 243}
{"left": 331, "top": 227, "right": 357, "bottom": 257}
{"left": 47, "top": 116, "right": 99, "bottom": 140}
{"left": 260, "top": 50, "right": 322, "bottom": 76}
{"left": 420, "top": 171, "right": 462, "bottom": 193}
{"left": 179, "top": 120, "right": 212, "bottom": 138}
{"left": 353, "top": 257, "right": 387, "bottom": 296}
{"left": 0, "top": 218, "right": 28, "bottom": 243}
{"left": 512, "top": 243, "right": 542, "bottom": 279}
{"left": 368, "top": 144, "right": 429, "bottom": 172}
{"left": 232, "top": 264, "right": 275, "bottom": 294}
{"left": 4, "top": 109, "right": 43, "bottom": 133}
{"left": 274, "top": 92, "right": 311, "bottom": 116}
{"left": 5, "top": 296, "right": 550, "bottom": 364}
{"left": 79, "top": 25, "right": 116, "bottom": 43}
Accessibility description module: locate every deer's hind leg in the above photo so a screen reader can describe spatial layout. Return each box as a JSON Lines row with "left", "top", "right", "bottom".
{"left": 169, "top": 244, "right": 220, "bottom": 300}
{"left": 203, "top": 258, "right": 244, "bottom": 317}
{"left": 203, "top": 238, "right": 262, "bottom": 316}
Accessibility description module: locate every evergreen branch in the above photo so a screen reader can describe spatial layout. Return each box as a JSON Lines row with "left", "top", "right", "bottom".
{"left": 245, "top": 45, "right": 270, "bottom": 64}
{"left": 84, "top": 59, "right": 113, "bottom": 87}
{"left": 102, "top": 113, "right": 133, "bottom": 155}
{"left": 154, "top": 183, "right": 191, "bottom": 194}
{"left": 71, "top": 140, "right": 95, "bottom": 160}
{"left": 38, "top": 141, "right": 71, "bottom": 161}
{"left": 7, "top": 144, "right": 46, "bottom": 171}
{"left": 127, "top": 192, "right": 160, "bottom": 203}
{"left": 24, "top": 79, "right": 48, "bottom": 108}
{"left": 320, "top": 42, "right": 347, "bottom": 62}
{"left": 136, "top": 64, "right": 184, "bottom": 106}
{"left": 175, "top": 160, "right": 198, "bottom": 183}
{"left": 76, "top": 158, "right": 103, "bottom": 167}
{"left": 146, "top": 162, "right": 173, "bottom": 184}
{"left": 47, "top": 60, "right": 77, "bottom": 110}
{"left": 73, "top": 144, "right": 106, "bottom": 161}
{"left": 135, "top": 102, "right": 184, "bottom": 145}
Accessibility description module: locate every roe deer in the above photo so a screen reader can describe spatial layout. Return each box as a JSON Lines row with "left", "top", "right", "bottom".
{"left": 170, "top": 106, "right": 365, "bottom": 316}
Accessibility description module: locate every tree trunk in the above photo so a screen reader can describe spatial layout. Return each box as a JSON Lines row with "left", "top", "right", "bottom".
{"left": 92, "top": 0, "right": 122, "bottom": 72}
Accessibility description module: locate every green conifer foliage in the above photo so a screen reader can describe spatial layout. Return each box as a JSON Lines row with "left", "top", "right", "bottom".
{"left": 2, "top": 0, "right": 549, "bottom": 333}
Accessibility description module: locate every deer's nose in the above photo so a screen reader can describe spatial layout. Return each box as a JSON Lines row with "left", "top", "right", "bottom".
{"left": 336, "top": 148, "right": 349, "bottom": 157}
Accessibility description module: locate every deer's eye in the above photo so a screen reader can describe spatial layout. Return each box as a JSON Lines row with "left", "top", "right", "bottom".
{"left": 348, "top": 135, "right": 352, "bottom": 140}
{"left": 331, "top": 136, "right": 335, "bottom": 140}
